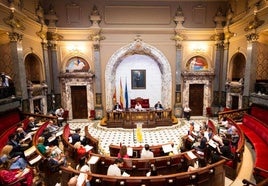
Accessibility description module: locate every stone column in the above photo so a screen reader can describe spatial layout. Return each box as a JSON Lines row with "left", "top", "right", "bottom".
{"left": 48, "top": 42, "right": 60, "bottom": 94}
{"left": 244, "top": 33, "right": 259, "bottom": 97}
{"left": 9, "top": 32, "right": 28, "bottom": 99}
{"left": 42, "top": 42, "right": 52, "bottom": 94}
{"left": 173, "top": 44, "right": 183, "bottom": 117}
{"left": 90, "top": 39, "right": 104, "bottom": 119}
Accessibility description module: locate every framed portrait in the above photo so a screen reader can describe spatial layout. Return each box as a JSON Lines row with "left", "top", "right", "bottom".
{"left": 131, "top": 70, "right": 146, "bottom": 89}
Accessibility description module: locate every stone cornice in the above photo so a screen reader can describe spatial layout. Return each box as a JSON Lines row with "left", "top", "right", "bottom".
{"left": 181, "top": 71, "right": 215, "bottom": 81}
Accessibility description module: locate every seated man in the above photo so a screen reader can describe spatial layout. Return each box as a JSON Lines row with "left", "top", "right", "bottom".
{"left": 55, "top": 107, "right": 64, "bottom": 117}
{"left": 70, "top": 128, "right": 86, "bottom": 146}
{"left": 154, "top": 101, "right": 163, "bottom": 118}
{"left": 107, "top": 158, "right": 124, "bottom": 176}
{"left": 140, "top": 144, "right": 154, "bottom": 158}
{"left": 26, "top": 117, "right": 37, "bottom": 132}
{"left": 113, "top": 102, "right": 122, "bottom": 119}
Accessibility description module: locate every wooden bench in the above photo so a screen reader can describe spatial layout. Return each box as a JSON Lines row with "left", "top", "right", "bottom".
{"left": 239, "top": 113, "right": 268, "bottom": 182}
{"left": 223, "top": 118, "right": 245, "bottom": 180}
{"left": 60, "top": 156, "right": 226, "bottom": 186}
{"left": 109, "top": 142, "right": 174, "bottom": 158}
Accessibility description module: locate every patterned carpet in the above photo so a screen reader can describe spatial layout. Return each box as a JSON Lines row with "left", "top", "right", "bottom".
{"left": 68, "top": 117, "right": 216, "bottom": 155}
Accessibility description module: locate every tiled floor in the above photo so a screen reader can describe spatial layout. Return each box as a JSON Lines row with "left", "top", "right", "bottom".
{"left": 67, "top": 117, "right": 255, "bottom": 186}
{"left": 68, "top": 117, "right": 209, "bottom": 155}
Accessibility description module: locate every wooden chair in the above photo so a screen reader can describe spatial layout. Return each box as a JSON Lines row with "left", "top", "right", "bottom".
{"left": 206, "top": 107, "right": 213, "bottom": 118}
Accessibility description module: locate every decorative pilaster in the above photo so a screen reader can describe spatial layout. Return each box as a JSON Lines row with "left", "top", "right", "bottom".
{"left": 172, "top": 6, "right": 185, "bottom": 108}
{"left": 88, "top": 5, "right": 105, "bottom": 117}
{"left": 48, "top": 40, "right": 60, "bottom": 94}
{"left": 8, "top": 32, "right": 28, "bottom": 100}
{"left": 41, "top": 42, "right": 52, "bottom": 94}
{"left": 244, "top": 36, "right": 259, "bottom": 96}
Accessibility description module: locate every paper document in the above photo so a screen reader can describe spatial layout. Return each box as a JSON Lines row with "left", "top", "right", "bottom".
{"left": 88, "top": 156, "right": 100, "bottom": 164}
{"left": 208, "top": 140, "right": 217, "bottom": 148}
{"left": 24, "top": 146, "right": 36, "bottom": 157}
{"left": 56, "top": 130, "right": 63, "bottom": 137}
{"left": 122, "top": 172, "right": 130, "bottom": 177}
{"left": 29, "top": 155, "right": 42, "bottom": 165}
{"left": 84, "top": 145, "right": 93, "bottom": 152}
{"left": 127, "top": 147, "right": 133, "bottom": 156}
{"left": 186, "top": 151, "right": 197, "bottom": 160}
{"left": 188, "top": 135, "right": 195, "bottom": 142}
{"left": 162, "top": 144, "right": 173, "bottom": 153}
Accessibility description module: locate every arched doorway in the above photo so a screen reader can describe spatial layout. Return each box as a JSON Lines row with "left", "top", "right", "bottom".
{"left": 228, "top": 52, "right": 246, "bottom": 81}
{"left": 25, "top": 54, "right": 43, "bottom": 84}
{"left": 24, "top": 53, "right": 48, "bottom": 114}
{"left": 105, "top": 38, "right": 172, "bottom": 110}
{"left": 225, "top": 52, "right": 246, "bottom": 109}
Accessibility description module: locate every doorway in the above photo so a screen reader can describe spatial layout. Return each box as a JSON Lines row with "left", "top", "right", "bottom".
{"left": 71, "top": 86, "right": 88, "bottom": 119}
{"left": 231, "top": 96, "right": 239, "bottom": 109}
{"left": 189, "top": 84, "right": 204, "bottom": 116}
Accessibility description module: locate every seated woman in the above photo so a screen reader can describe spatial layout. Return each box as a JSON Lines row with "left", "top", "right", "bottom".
{"left": 37, "top": 136, "right": 53, "bottom": 156}
{"left": 117, "top": 145, "right": 129, "bottom": 158}
{"left": 135, "top": 102, "right": 143, "bottom": 111}
{"left": 0, "top": 154, "right": 33, "bottom": 186}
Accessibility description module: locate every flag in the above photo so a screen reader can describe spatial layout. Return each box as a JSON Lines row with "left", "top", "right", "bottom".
{"left": 112, "top": 86, "right": 116, "bottom": 105}
{"left": 120, "top": 78, "right": 124, "bottom": 108}
{"left": 125, "top": 78, "right": 129, "bottom": 109}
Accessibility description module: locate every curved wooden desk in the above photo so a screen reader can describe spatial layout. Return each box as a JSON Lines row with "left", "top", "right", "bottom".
{"left": 106, "top": 109, "right": 173, "bottom": 128}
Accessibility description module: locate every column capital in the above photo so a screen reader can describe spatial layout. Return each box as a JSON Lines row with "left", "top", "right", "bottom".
{"left": 246, "top": 33, "right": 259, "bottom": 42}
{"left": 8, "top": 32, "right": 23, "bottom": 42}
{"left": 41, "top": 42, "right": 48, "bottom": 50}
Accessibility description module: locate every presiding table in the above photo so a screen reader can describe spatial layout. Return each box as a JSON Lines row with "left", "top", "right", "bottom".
{"left": 106, "top": 108, "right": 173, "bottom": 128}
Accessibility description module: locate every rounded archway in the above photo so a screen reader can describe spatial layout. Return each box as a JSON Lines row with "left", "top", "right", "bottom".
{"left": 228, "top": 52, "right": 246, "bottom": 81}
{"left": 25, "top": 53, "right": 43, "bottom": 84}
{"left": 105, "top": 38, "right": 172, "bottom": 110}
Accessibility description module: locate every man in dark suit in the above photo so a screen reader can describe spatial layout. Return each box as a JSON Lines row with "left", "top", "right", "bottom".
{"left": 154, "top": 101, "right": 163, "bottom": 118}
{"left": 113, "top": 102, "right": 122, "bottom": 119}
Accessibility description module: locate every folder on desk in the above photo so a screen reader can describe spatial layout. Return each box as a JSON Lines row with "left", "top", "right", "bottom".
{"left": 162, "top": 144, "right": 173, "bottom": 153}
{"left": 208, "top": 139, "right": 217, "bottom": 148}
{"left": 186, "top": 151, "right": 197, "bottom": 160}
{"left": 188, "top": 135, "right": 195, "bottom": 142}
{"left": 84, "top": 145, "right": 93, "bottom": 152}
{"left": 29, "top": 155, "right": 42, "bottom": 165}
{"left": 88, "top": 156, "right": 100, "bottom": 164}
{"left": 56, "top": 130, "right": 63, "bottom": 137}
{"left": 127, "top": 147, "right": 133, "bottom": 156}
{"left": 48, "top": 136, "right": 56, "bottom": 142}
{"left": 24, "top": 146, "right": 36, "bottom": 157}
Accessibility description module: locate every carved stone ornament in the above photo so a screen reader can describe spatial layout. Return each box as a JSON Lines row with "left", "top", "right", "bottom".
{"left": 3, "top": 12, "right": 25, "bottom": 31}
{"left": 244, "top": 15, "right": 264, "bottom": 32}
{"left": 8, "top": 32, "right": 23, "bottom": 42}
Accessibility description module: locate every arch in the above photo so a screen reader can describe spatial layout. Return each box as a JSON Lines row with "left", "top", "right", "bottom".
{"left": 186, "top": 55, "right": 209, "bottom": 71}
{"left": 61, "top": 52, "right": 93, "bottom": 73}
{"left": 228, "top": 52, "right": 246, "bottom": 81}
{"left": 65, "top": 57, "right": 90, "bottom": 72}
{"left": 105, "top": 38, "right": 172, "bottom": 110}
{"left": 24, "top": 53, "right": 43, "bottom": 84}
